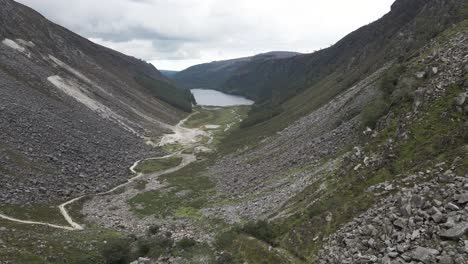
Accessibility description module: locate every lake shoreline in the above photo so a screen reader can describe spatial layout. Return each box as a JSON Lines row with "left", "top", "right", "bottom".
{"left": 191, "top": 89, "right": 254, "bottom": 107}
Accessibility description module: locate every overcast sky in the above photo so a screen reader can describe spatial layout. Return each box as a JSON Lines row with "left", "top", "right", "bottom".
{"left": 17, "top": 0, "right": 395, "bottom": 71}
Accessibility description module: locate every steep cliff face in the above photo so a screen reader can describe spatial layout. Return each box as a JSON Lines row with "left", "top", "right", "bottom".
{"left": 0, "top": 0, "right": 191, "bottom": 204}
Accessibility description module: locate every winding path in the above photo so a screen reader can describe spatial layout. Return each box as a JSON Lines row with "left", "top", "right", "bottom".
{"left": 0, "top": 112, "right": 205, "bottom": 231}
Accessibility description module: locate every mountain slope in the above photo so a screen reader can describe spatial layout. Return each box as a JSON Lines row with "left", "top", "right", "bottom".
{"left": 0, "top": 0, "right": 191, "bottom": 204}
{"left": 172, "top": 51, "right": 300, "bottom": 91}
{"left": 209, "top": 15, "right": 468, "bottom": 263}
{"left": 218, "top": 0, "right": 465, "bottom": 148}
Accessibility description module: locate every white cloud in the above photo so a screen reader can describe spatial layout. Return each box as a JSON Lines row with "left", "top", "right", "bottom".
{"left": 18, "top": 0, "right": 395, "bottom": 70}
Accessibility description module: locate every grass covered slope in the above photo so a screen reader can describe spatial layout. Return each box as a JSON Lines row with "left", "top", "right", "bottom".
{"left": 134, "top": 156, "right": 183, "bottom": 174}
{"left": 135, "top": 74, "right": 196, "bottom": 112}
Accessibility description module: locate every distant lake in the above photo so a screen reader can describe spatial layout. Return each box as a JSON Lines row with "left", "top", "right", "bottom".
{"left": 191, "top": 89, "right": 254, "bottom": 107}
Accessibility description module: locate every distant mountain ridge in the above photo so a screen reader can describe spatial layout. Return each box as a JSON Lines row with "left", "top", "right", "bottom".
{"left": 160, "top": 70, "right": 179, "bottom": 78}
{"left": 172, "top": 51, "right": 301, "bottom": 91}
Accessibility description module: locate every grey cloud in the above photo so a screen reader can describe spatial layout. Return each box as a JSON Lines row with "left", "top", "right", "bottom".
{"left": 87, "top": 24, "right": 199, "bottom": 43}
{"left": 16, "top": 0, "right": 395, "bottom": 70}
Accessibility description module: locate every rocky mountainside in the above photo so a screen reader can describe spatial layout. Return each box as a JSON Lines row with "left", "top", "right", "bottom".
{"left": 172, "top": 51, "right": 300, "bottom": 91}
{"left": 0, "top": 0, "right": 191, "bottom": 204}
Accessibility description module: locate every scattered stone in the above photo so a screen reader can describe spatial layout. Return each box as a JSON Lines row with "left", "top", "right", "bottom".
{"left": 440, "top": 222, "right": 468, "bottom": 239}
{"left": 137, "top": 257, "right": 151, "bottom": 264}
{"left": 455, "top": 92, "right": 467, "bottom": 106}
{"left": 455, "top": 193, "right": 468, "bottom": 204}
{"left": 431, "top": 207, "right": 444, "bottom": 223}
{"left": 438, "top": 255, "right": 454, "bottom": 264}
{"left": 410, "top": 246, "right": 439, "bottom": 263}
{"left": 415, "top": 71, "right": 426, "bottom": 79}
{"left": 411, "top": 230, "right": 420, "bottom": 240}
{"left": 446, "top": 202, "right": 460, "bottom": 211}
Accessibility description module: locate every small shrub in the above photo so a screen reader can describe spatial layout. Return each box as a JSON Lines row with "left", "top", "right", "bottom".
{"left": 236, "top": 220, "right": 277, "bottom": 246}
{"left": 217, "top": 252, "right": 234, "bottom": 264}
{"left": 379, "top": 64, "right": 405, "bottom": 97}
{"left": 101, "top": 238, "right": 131, "bottom": 264}
{"left": 214, "top": 231, "right": 237, "bottom": 249}
{"left": 360, "top": 98, "right": 390, "bottom": 129}
{"left": 135, "top": 236, "right": 174, "bottom": 259}
{"left": 148, "top": 225, "right": 160, "bottom": 235}
{"left": 176, "top": 237, "right": 197, "bottom": 250}
{"left": 391, "top": 77, "right": 416, "bottom": 103}
{"left": 134, "top": 180, "right": 148, "bottom": 191}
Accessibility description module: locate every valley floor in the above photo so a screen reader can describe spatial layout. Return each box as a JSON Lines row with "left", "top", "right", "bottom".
{"left": 0, "top": 105, "right": 250, "bottom": 263}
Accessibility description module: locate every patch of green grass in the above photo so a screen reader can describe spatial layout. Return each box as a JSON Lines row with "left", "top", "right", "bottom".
{"left": 393, "top": 88, "right": 467, "bottom": 174}
{"left": 184, "top": 106, "right": 250, "bottom": 150}
{"left": 100, "top": 230, "right": 215, "bottom": 263}
{"left": 228, "top": 235, "right": 297, "bottom": 264}
{"left": 184, "top": 109, "right": 217, "bottom": 128}
{"left": 129, "top": 190, "right": 180, "bottom": 217}
{"left": 440, "top": 19, "right": 468, "bottom": 40}
{"left": 174, "top": 207, "right": 202, "bottom": 219}
{"left": 172, "top": 241, "right": 216, "bottom": 263}
{"left": 0, "top": 203, "right": 68, "bottom": 226}
{"left": 185, "top": 106, "right": 249, "bottom": 130}
{"left": 128, "top": 161, "right": 215, "bottom": 218}
{"left": 134, "top": 157, "right": 182, "bottom": 174}
{"left": 0, "top": 219, "right": 122, "bottom": 264}
{"left": 162, "top": 143, "right": 185, "bottom": 154}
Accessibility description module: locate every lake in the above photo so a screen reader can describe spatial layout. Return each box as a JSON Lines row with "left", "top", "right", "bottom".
{"left": 191, "top": 89, "right": 254, "bottom": 107}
